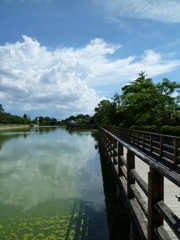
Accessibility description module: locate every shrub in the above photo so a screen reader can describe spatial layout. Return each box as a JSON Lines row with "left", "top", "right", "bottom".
{"left": 172, "top": 126, "right": 180, "bottom": 136}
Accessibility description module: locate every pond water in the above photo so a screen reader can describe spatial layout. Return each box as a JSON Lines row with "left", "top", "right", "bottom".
{"left": 0, "top": 127, "right": 109, "bottom": 240}
{"left": 0, "top": 126, "right": 130, "bottom": 240}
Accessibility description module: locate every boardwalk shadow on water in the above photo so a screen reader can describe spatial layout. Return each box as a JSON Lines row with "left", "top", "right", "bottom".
{"left": 99, "top": 142, "right": 131, "bottom": 240}
{"left": 63, "top": 199, "right": 109, "bottom": 240}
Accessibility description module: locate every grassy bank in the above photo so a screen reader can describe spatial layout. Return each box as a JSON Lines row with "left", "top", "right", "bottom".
{"left": 0, "top": 124, "right": 31, "bottom": 130}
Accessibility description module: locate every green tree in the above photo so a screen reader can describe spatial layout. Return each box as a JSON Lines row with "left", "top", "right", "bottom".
{"left": 0, "top": 104, "right": 4, "bottom": 113}
{"left": 118, "top": 72, "right": 156, "bottom": 127}
{"left": 94, "top": 100, "right": 117, "bottom": 126}
{"left": 153, "top": 78, "right": 180, "bottom": 125}
{"left": 51, "top": 118, "right": 57, "bottom": 125}
{"left": 117, "top": 72, "right": 180, "bottom": 127}
{"left": 44, "top": 117, "right": 51, "bottom": 125}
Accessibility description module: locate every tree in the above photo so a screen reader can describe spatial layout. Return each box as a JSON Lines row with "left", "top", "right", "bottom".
{"left": 44, "top": 117, "right": 51, "bottom": 125}
{"left": 94, "top": 100, "right": 118, "bottom": 126}
{"left": 51, "top": 118, "right": 57, "bottom": 125}
{"left": 0, "top": 104, "right": 4, "bottom": 113}
{"left": 112, "top": 92, "right": 121, "bottom": 106}
{"left": 117, "top": 72, "right": 180, "bottom": 127}
{"left": 153, "top": 78, "right": 180, "bottom": 125}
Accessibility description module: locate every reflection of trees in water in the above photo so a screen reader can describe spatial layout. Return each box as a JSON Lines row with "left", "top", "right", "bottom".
{"left": 63, "top": 128, "right": 100, "bottom": 151}
{"left": 37, "top": 127, "right": 57, "bottom": 134}
{"left": 91, "top": 131, "right": 99, "bottom": 151}
{"left": 65, "top": 127, "right": 92, "bottom": 136}
{"left": 0, "top": 130, "right": 29, "bottom": 151}
{"left": 37, "top": 127, "right": 100, "bottom": 153}
{"left": 99, "top": 142, "right": 130, "bottom": 240}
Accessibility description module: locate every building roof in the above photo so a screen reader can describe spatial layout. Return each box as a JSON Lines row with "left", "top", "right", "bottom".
{"left": 67, "top": 120, "right": 77, "bottom": 124}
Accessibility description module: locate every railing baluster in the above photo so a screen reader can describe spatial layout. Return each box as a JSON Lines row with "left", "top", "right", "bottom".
{"left": 117, "top": 141, "right": 124, "bottom": 177}
{"left": 160, "top": 136, "right": 164, "bottom": 158}
{"left": 127, "top": 149, "right": 135, "bottom": 199}
{"left": 143, "top": 133, "right": 145, "bottom": 149}
{"left": 150, "top": 134, "right": 152, "bottom": 152}
{"left": 148, "top": 167, "right": 164, "bottom": 240}
{"left": 174, "top": 138, "right": 179, "bottom": 165}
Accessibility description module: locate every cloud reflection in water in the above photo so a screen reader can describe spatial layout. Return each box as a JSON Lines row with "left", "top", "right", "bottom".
{"left": 0, "top": 128, "right": 104, "bottom": 211}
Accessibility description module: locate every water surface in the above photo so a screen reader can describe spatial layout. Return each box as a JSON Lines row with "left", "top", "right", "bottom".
{"left": 0, "top": 127, "right": 109, "bottom": 240}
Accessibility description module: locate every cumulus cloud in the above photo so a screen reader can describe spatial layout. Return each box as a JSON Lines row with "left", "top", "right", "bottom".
{"left": 96, "top": 0, "right": 180, "bottom": 23}
{"left": 0, "top": 36, "right": 106, "bottom": 115}
{"left": 0, "top": 36, "right": 179, "bottom": 117}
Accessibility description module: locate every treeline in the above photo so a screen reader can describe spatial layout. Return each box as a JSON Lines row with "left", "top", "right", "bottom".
{"left": 91, "top": 72, "right": 180, "bottom": 135}
{"left": 0, "top": 105, "right": 32, "bottom": 124}
{"left": 61, "top": 114, "right": 91, "bottom": 124}
{"left": 34, "top": 116, "right": 58, "bottom": 126}
{"left": 0, "top": 104, "right": 58, "bottom": 126}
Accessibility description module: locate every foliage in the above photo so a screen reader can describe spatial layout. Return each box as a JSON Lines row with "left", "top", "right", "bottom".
{"left": 93, "top": 100, "right": 118, "bottom": 126}
{"left": 0, "top": 104, "right": 4, "bottom": 113}
{"left": 130, "top": 125, "right": 180, "bottom": 136}
{"left": 92, "top": 72, "right": 180, "bottom": 134}
{"left": 0, "top": 111, "right": 31, "bottom": 124}
{"left": 63, "top": 114, "right": 91, "bottom": 124}
{"left": 34, "top": 116, "right": 58, "bottom": 126}
{"left": 119, "top": 72, "right": 180, "bottom": 127}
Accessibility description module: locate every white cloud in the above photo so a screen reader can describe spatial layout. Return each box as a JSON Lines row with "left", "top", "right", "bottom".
{"left": 0, "top": 36, "right": 179, "bottom": 117}
{"left": 97, "top": 0, "right": 180, "bottom": 23}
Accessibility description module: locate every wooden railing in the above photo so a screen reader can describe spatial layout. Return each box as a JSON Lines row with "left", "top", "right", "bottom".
{"left": 105, "top": 126, "right": 180, "bottom": 166}
{"left": 98, "top": 126, "right": 180, "bottom": 240}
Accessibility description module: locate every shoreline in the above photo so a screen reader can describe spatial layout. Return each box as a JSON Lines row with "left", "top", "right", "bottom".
{"left": 0, "top": 125, "right": 35, "bottom": 131}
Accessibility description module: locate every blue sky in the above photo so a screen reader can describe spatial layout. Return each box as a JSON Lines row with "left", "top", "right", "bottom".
{"left": 0, "top": 0, "right": 180, "bottom": 120}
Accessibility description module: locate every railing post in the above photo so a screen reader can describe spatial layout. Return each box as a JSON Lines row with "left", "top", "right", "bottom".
{"left": 132, "top": 131, "right": 134, "bottom": 143}
{"left": 106, "top": 133, "right": 111, "bottom": 155}
{"left": 160, "top": 136, "right": 164, "bottom": 158}
{"left": 103, "top": 131, "right": 107, "bottom": 147}
{"left": 118, "top": 128, "right": 121, "bottom": 138}
{"left": 148, "top": 167, "right": 164, "bottom": 240}
{"left": 112, "top": 137, "right": 117, "bottom": 164}
{"left": 109, "top": 135, "right": 113, "bottom": 161}
{"left": 174, "top": 138, "right": 179, "bottom": 164}
{"left": 127, "top": 150, "right": 135, "bottom": 199}
{"left": 150, "top": 134, "right": 152, "bottom": 152}
{"left": 109, "top": 135, "right": 115, "bottom": 164}
{"left": 142, "top": 133, "right": 145, "bottom": 148}
{"left": 117, "top": 141, "right": 124, "bottom": 177}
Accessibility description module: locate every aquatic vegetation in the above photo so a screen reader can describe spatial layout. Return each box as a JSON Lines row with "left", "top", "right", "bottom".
{"left": 0, "top": 206, "right": 89, "bottom": 239}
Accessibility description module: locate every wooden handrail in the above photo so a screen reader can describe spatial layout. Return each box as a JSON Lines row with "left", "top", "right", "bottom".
{"left": 98, "top": 126, "right": 180, "bottom": 240}
{"left": 105, "top": 126, "right": 180, "bottom": 166}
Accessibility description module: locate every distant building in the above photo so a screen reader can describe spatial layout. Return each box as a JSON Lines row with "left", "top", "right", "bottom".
{"left": 67, "top": 120, "right": 77, "bottom": 125}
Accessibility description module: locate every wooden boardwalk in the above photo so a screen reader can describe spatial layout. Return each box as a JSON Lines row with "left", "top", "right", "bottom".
{"left": 134, "top": 153, "right": 180, "bottom": 240}
{"left": 99, "top": 126, "right": 180, "bottom": 240}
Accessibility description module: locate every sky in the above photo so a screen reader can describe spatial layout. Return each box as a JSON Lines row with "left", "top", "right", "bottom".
{"left": 0, "top": 0, "right": 180, "bottom": 120}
